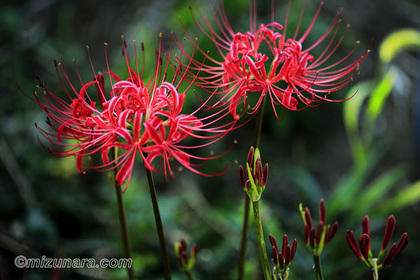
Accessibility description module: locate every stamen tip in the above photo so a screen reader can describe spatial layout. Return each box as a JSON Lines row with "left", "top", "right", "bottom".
{"left": 104, "top": 42, "right": 108, "bottom": 46}
{"left": 234, "top": 140, "right": 238, "bottom": 144}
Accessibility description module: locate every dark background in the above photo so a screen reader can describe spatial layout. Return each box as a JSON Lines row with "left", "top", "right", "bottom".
{"left": 1, "top": 0, "right": 420, "bottom": 279}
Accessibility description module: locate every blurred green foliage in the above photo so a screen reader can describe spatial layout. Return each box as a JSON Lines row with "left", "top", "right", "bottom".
{"left": 1, "top": 0, "right": 420, "bottom": 280}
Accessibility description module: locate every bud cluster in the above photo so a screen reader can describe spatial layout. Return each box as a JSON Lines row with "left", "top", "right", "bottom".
{"left": 238, "top": 146, "right": 269, "bottom": 202}
{"left": 299, "top": 199, "right": 339, "bottom": 255}
{"left": 346, "top": 215, "right": 409, "bottom": 270}
{"left": 174, "top": 238, "right": 198, "bottom": 272}
{"left": 269, "top": 234, "right": 297, "bottom": 280}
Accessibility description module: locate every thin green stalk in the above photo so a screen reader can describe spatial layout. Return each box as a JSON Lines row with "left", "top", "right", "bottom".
{"left": 145, "top": 167, "right": 172, "bottom": 280}
{"left": 238, "top": 96, "right": 266, "bottom": 280}
{"left": 112, "top": 148, "right": 135, "bottom": 280}
{"left": 369, "top": 259, "right": 379, "bottom": 280}
{"left": 313, "top": 254, "right": 324, "bottom": 280}
{"left": 114, "top": 185, "right": 135, "bottom": 280}
{"left": 238, "top": 195, "right": 250, "bottom": 280}
{"left": 252, "top": 201, "right": 271, "bottom": 280}
{"left": 184, "top": 270, "right": 194, "bottom": 280}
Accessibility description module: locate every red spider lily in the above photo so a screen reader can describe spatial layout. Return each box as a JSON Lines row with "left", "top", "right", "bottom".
{"left": 268, "top": 233, "right": 297, "bottom": 278}
{"left": 174, "top": 238, "right": 198, "bottom": 272}
{"left": 299, "top": 199, "right": 339, "bottom": 255}
{"left": 346, "top": 215, "right": 409, "bottom": 269}
{"left": 177, "top": 0, "right": 371, "bottom": 120}
{"left": 21, "top": 34, "right": 237, "bottom": 191}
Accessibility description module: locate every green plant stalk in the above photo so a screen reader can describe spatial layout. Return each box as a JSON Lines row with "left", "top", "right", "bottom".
{"left": 369, "top": 258, "right": 379, "bottom": 280}
{"left": 146, "top": 167, "right": 172, "bottom": 280}
{"left": 184, "top": 270, "right": 194, "bottom": 280}
{"left": 112, "top": 148, "right": 135, "bottom": 280}
{"left": 252, "top": 200, "right": 272, "bottom": 280}
{"left": 114, "top": 185, "right": 135, "bottom": 280}
{"left": 238, "top": 96, "right": 266, "bottom": 280}
{"left": 313, "top": 254, "right": 324, "bottom": 280}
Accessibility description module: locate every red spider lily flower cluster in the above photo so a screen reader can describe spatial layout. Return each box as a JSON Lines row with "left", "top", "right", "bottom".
{"left": 177, "top": 0, "right": 371, "bottom": 120}
{"left": 238, "top": 146, "right": 268, "bottom": 202}
{"left": 299, "top": 199, "right": 339, "bottom": 255}
{"left": 346, "top": 215, "right": 409, "bottom": 270}
{"left": 22, "top": 34, "right": 237, "bottom": 191}
{"left": 174, "top": 238, "right": 198, "bottom": 272}
{"left": 269, "top": 233, "right": 297, "bottom": 279}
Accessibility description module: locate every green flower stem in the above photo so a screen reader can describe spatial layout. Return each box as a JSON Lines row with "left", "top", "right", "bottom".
{"left": 313, "top": 254, "right": 324, "bottom": 280}
{"left": 184, "top": 270, "right": 194, "bottom": 280}
{"left": 238, "top": 96, "right": 266, "bottom": 280}
{"left": 114, "top": 185, "right": 135, "bottom": 280}
{"left": 238, "top": 195, "right": 251, "bottom": 280}
{"left": 252, "top": 200, "right": 272, "bottom": 280}
{"left": 145, "top": 167, "right": 172, "bottom": 280}
{"left": 112, "top": 148, "right": 135, "bottom": 280}
{"left": 369, "top": 258, "right": 379, "bottom": 280}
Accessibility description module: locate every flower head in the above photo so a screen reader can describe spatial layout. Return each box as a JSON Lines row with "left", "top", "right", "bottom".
{"left": 346, "top": 215, "right": 409, "bottom": 270}
{"left": 22, "top": 33, "right": 237, "bottom": 191}
{"left": 174, "top": 238, "right": 198, "bottom": 272}
{"left": 238, "top": 146, "right": 269, "bottom": 202}
{"left": 299, "top": 199, "right": 339, "bottom": 255}
{"left": 269, "top": 233, "right": 297, "bottom": 279}
{"left": 177, "top": 0, "right": 370, "bottom": 120}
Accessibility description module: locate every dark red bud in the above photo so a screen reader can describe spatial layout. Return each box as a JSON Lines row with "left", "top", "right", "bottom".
{"left": 325, "top": 221, "right": 339, "bottom": 245}
{"left": 247, "top": 146, "right": 254, "bottom": 167}
{"left": 180, "top": 238, "right": 187, "bottom": 251}
{"left": 346, "top": 230, "right": 363, "bottom": 259}
{"left": 309, "top": 228, "right": 315, "bottom": 248}
{"left": 272, "top": 246, "right": 279, "bottom": 265}
{"left": 304, "top": 224, "right": 310, "bottom": 244}
{"left": 359, "top": 233, "right": 370, "bottom": 260}
{"left": 263, "top": 163, "right": 269, "bottom": 186}
{"left": 278, "top": 252, "right": 284, "bottom": 270}
{"left": 316, "top": 221, "right": 325, "bottom": 245}
{"left": 362, "top": 216, "right": 370, "bottom": 236}
{"left": 285, "top": 245, "right": 291, "bottom": 265}
{"left": 290, "top": 239, "right": 297, "bottom": 262}
{"left": 269, "top": 234, "right": 277, "bottom": 249}
{"left": 304, "top": 208, "right": 312, "bottom": 228}
{"left": 282, "top": 234, "right": 288, "bottom": 257}
{"left": 395, "top": 232, "right": 409, "bottom": 256}
{"left": 319, "top": 199, "right": 326, "bottom": 225}
{"left": 381, "top": 243, "right": 397, "bottom": 267}
{"left": 191, "top": 244, "right": 198, "bottom": 258}
{"left": 381, "top": 215, "right": 396, "bottom": 252}
{"left": 238, "top": 166, "right": 245, "bottom": 188}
